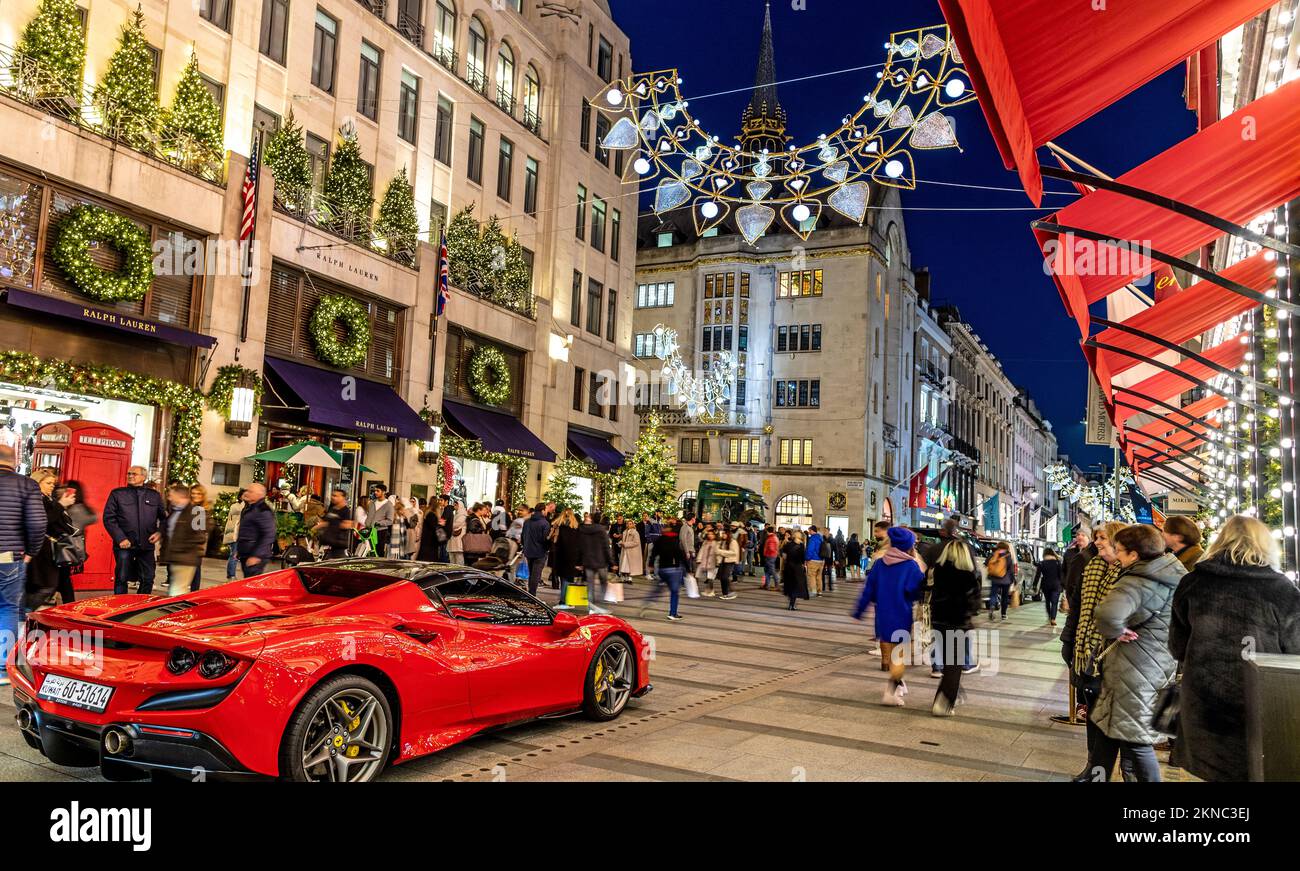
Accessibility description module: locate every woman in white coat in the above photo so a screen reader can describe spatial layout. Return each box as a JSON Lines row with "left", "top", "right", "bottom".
{"left": 619, "top": 519, "right": 643, "bottom": 580}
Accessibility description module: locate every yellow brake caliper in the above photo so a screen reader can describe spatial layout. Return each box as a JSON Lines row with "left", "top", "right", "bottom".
{"left": 594, "top": 659, "right": 606, "bottom": 700}
{"left": 339, "top": 700, "right": 361, "bottom": 758}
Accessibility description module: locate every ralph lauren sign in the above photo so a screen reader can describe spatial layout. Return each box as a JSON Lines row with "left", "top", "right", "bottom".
{"left": 3, "top": 288, "right": 216, "bottom": 349}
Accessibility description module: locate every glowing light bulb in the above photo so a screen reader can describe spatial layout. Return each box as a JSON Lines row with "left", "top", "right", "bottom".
{"left": 945, "top": 78, "right": 967, "bottom": 99}
{"left": 700, "top": 201, "right": 719, "bottom": 219}
{"left": 792, "top": 204, "right": 811, "bottom": 223}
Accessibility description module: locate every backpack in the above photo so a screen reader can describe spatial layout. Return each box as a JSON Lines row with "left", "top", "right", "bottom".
{"left": 987, "top": 552, "right": 1008, "bottom": 580}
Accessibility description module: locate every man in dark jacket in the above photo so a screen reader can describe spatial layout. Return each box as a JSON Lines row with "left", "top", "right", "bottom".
{"left": 159, "top": 484, "right": 208, "bottom": 596}
{"left": 236, "top": 483, "right": 276, "bottom": 577}
{"left": 578, "top": 511, "right": 615, "bottom": 614}
{"left": 103, "top": 465, "right": 167, "bottom": 595}
{"left": 520, "top": 504, "right": 551, "bottom": 596}
{"left": 1059, "top": 525, "right": 1097, "bottom": 670}
{"left": 316, "top": 489, "right": 354, "bottom": 560}
{"left": 0, "top": 443, "right": 46, "bottom": 687}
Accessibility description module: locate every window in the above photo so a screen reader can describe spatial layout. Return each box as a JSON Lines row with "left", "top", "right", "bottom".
{"left": 775, "top": 494, "right": 813, "bottom": 527}
{"left": 776, "top": 324, "right": 823, "bottom": 353}
{"left": 496, "top": 137, "right": 513, "bottom": 201}
{"left": 252, "top": 104, "right": 280, "bottom": 151}
{"left": 147, "top": 44, "right": 161, "bottom": 91}
{"left": 570, "top": 271, "right": 582, "bottom": 327}
{"left": 434, "top": 96, "right": 453, "bottom": 164}
{"left": 779, "top": 438, "right": 814, "bottom": 466}
{"left": 523, "top": 157, "right": 539, "bottom": 216}
{"left": 606, "top": 289, "right": 616, "bottom": 342}
{"left": 572, "top": 367, "right": 584, "bottom": 411}
{"left": 575, "top": 185, "right": 587, "bottom": 240}
{"left": 467, "top": 17, "right": 488, "bottom": 91}
{"left": 774, "top": 379, "right": 821, "bottom": 408}
{"left": 496, "top": 43, "right": 515, "bottom": 113}
{"left": 199, "top": 75, "right": 225, "bottom": 132}
{"left": 211, "top": 462, "right": 241, "bottom": 487}
{"left": 398, "top": 0, "right": 423, "bottom": 45}
{"left": 201, "top": 0, "right": 231, "bottom": 31}
{"left": 588, "top": 372, "right": 602, "bottom": 417}
{"left": 523, "top": 65, "right": 541, "bottom": 132}
{"left": 610, "top": 209, "right": 621, "bottom": 263}
{"left": 778, "top": 269, "right": 824, "bottom": 298}
{"left": 520, "top": 248, "right": 534, "bottom": 292}
{"left": 656, "top": 232, "right": 673, "bottom": 248}
{"left": 259, "top": 0, "right": 288, "bottom": 64}
{"left": 634, "top": 333, "right": 663, "bottom": 358}
{"left": 701, "top": 326, "right": 731, "bottom": 352}
{"left": 586, "top": 279, "right": 603, "bottom": 335}
{"left": 398, "top": 71, "right": 419, "bottom": 143}
{"left": 311, "top": 10, "right": 337, "bottom": 93}
{"left": 580, "top": 99, "right": 591, "bottom": 151}
{"left": 467, "top": 117, "right": 485, "bottom": 184}
{"left": 429, "top": 200, "right": 448, "bottom": 242}
{"left": 636, "top": 282, "right": 674, "bottom": 308}
{"left": 594, "top": 115, "right": 611, "bottom": 166}
{"left": 306, "top": 133, "right": 329, "bottom": 200}
{"left": 357, "top": 42, "right": 381, "bottom": 121}
{"left": 679, "top": 438, "right": 710, "bottom": 464}
{"left": 590, "top": 198, "right": 606, "bottom": 251}
{"left": 597, "top": 36, "right": 614, "bottom": 82}
{"left": 609, "top": 381, "right": 619, "bottom": 423}
{"left": 728, "top": 438, "right": 760, "bottom": 465}
{"left": 434, "top": 0, "right": 456, "bottom": 67}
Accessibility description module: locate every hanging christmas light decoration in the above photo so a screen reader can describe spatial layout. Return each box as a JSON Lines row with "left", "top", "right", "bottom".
{"left": 652, "top": 324, "right": 737, "bottom": 420}
{"left": 1045, "top": 462, "right": 1137, "bottom": 523}
{"left": 594, "top": 24, "right": 976, "bottom": 245}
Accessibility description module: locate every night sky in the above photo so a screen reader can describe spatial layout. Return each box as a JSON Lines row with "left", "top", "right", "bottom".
{"left": 609, "top": 0, "right": 1198, "bottom": 470}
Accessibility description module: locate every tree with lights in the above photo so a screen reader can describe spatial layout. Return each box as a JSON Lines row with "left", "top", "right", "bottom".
{"left": 12, "top": 0, "right": 86, "bottom": 102}
{"left": 264, "top": 109, "right": 312, "bottom": 210}
{"left": 324, "top": 124, "right": 373, "bottom": 238}
{"left": 543, "top": 464, "right": 583, "bottom": 516}
{"left": 445, "top": 204, "right": 487, "bottom": 293}
{"left": 607, "top": 413, "right": 678, "bottom": 518}
{"left": 375, "top": 167, "right": 419, "bottom": 265}
{"left": 443, "top": 204, "right": 534, "bottom": 312}
{"left": 93, "top": 5, "right": 159, "bottom": 148}
{"left": 160, "top": 52, "right": 223, "bottom": 170}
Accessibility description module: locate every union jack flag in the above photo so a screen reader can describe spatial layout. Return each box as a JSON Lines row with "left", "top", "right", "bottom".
{"left": 436, "top": 232, "right": 450, "bottom": 319}
{"left": 240, "top": 138, "right": 260, "bottom": 245}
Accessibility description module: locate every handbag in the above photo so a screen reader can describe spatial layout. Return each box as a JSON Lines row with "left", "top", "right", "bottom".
{"left": 683, "top": 572, "right": 700, "bottom": 599}
{"left": 53, "top": 531, "right": 87, "bottom": 567}
{"left": 1151, "top": 681, "right": 1181, "bottom": 735}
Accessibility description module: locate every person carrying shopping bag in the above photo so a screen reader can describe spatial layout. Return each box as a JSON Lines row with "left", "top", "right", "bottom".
{"left": 716, "top": 530, "right": 740, "bottom": 600}
{"left": 695, "top": 530, "right": 719, "bottom": 597}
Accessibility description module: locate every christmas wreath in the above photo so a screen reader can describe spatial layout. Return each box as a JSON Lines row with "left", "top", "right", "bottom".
{"left": 51, "top": 205, "right": 155, "bottom": 302}
{"left": 468, "top": 345, "right": 510, "bottom": 406}
{"left": 309, "top": 294, "right": 371, "bottom": 369}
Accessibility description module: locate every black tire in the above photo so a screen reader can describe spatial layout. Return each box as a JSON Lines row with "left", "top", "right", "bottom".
{"left": 581, "top": 635, "right": 636, "bottom": 722}
{"left": 279, "top": 674, "right": 393, "bottom": 782}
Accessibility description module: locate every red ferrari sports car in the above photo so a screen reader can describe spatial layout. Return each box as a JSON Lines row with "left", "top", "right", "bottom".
{"left": 9, "top": 559, "right": 652, "bottom": 782}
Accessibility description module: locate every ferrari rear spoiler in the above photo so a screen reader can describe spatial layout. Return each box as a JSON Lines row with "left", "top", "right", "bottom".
{"left": 27, "top": 610, "right": 261, "bottom": 658}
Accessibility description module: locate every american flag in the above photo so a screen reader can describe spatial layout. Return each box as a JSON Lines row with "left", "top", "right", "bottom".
{"left": 240, "top": 138, "right": 260, "bottom": 245}
{"left": 436, "top": 232, "right": 450, "bottom": 319}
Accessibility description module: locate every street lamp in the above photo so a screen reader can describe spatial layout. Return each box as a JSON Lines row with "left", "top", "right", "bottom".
{"left": 419, "top": 425, "right": 442, "bottom": 465}
{"left": 223, "top": 369, "right": 258, "bottom": 437}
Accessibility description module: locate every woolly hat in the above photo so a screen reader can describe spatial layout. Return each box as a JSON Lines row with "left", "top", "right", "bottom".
{"left": 887, "top": 526, "right": 916, "bottom": 551}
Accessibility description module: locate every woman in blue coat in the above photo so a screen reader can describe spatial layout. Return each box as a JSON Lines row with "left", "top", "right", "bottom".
{"left": 853, "top": 526, "right": 925, "bottom": 706}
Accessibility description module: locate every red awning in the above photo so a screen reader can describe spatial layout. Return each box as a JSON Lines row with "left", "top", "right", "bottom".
{"left": 1092, "top": 251, "right": 1277, "bottom": 379}
{"left": 1035, "top": 77, "right": 1300, "bottom": 309}
{"left": 937, "top": 0, "right": 1277, "bottom": 203}
{"left": 1126, "top": 395, "right": 1228, "bottom": 461}
{"left": 1113, "top": 335, "right": 1248, "bottom": 425}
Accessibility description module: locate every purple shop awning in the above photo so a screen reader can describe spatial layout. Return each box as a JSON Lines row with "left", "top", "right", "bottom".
{"left": 567, "top": 429, "right": 625, "bottom": 474}
{"left": 441, "top": 399, "right": 556, "bottom": 462}
{"left": 4, "top": 288, "right": 216, "bottom": 348}
{"left": 265, "top": 356, "right": 433, "bottom": 441}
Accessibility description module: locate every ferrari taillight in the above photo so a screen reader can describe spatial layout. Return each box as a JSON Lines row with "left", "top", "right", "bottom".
{"left": 166, "top": 647, "right": 198, "bottom": 675}
{"left": 198, "top": 650, "right": 236, "bottom": 680}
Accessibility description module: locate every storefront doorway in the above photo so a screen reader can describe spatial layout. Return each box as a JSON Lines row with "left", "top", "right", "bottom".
{"left": 446, "top": 455, "right": 504, "bottom": 506}
{"left": 1, "top": 381, "right": 158, "bottom": 475}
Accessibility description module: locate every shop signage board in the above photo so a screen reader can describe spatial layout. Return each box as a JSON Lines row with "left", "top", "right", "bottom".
{"left": 1085, "top": 374, "right": 1115, "bottom": 446}
{"left": 4, "top": 288, "right": 215, "bottom": 348}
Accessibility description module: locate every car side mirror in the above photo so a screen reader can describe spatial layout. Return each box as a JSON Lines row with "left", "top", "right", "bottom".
{"left": 551, "top": 610, "right": 580, "bottom": 634}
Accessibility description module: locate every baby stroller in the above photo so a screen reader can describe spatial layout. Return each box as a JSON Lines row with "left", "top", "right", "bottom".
{"left": 471, "top": 535, "right": 523, "bottom": 584}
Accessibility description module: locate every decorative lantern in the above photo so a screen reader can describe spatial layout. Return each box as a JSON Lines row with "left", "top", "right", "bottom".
{"left": 419, "top": 425, "right": 442, "bottom": 465}
{"left": 225, "top": 368, "right": 259, "bottom": 437}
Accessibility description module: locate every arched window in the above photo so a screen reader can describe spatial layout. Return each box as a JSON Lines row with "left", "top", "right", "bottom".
{"left": 678, "top": 490, "right": 697, "bottom": 509}
{"left": 775, "top": 494, "right": 813, "bottom": 529}
{"left": 434, "top": 0, "right": 456, "bottom": 66}
{"left": 466, "top": 16, "right": 487, "bottom": 91}
{"left": 496, "top": 42, "right": 515, "bottom": 110}
{"left": 523, "top": 64, "right": 541, "bottom": 132}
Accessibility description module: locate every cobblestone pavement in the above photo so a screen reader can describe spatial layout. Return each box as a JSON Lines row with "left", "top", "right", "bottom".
{"left": 0, "top": 561, "right": 1190, "bottom": 782}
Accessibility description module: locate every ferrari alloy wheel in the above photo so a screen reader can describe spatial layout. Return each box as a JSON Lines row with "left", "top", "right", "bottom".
{"left": 582, "top": 636, "right": 635, "bottom": 721}
{"left": 281, "top": 675, "right": 393, "bottom": 782}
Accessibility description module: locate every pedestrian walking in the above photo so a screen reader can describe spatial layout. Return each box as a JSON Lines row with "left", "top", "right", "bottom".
{"left": 1083, "top": 524, "right": 1184, "bottom": 782}
{"left": 927, "top": 537, "right": 983, "bottom": 716}
{"left": 223, "top": 491, "right": 244, "bottom": 579}
{"left": 853, "top": 526, "right": 926, "bottom": 706}
{"left": 985, "top": 541, "right": 1014, "bottom": 620}
{"left": 805, "top": 526, "right": 826, "bottom": 597}
{"left": 695, "top": 530, "right": 719, "bottom": 597}
{"left": 25, "top": 468, "right": 71, "bottom": 611}
{"left": 102, "top": 465, "right": 166, "bottom": 595}
{"left": 1170, "top": 515, "right": 1300, "bottom": 782}
{"left": 550, "top": 509, "right": 582, "bottom": 607}
{"left": 317, "top": 489, "right": 355, "bottom": 560}
{"left": 521, "top": 503, "right": 551, "bottom": 597}
{"left": 618, "top": 519, "right": 643, "bottom": 582}
{"left": 845, "top": 533, "right": 863, "bottom": 580}
{"left": 716, "top": 529, "right": 740, "bottom": 600}
{"left": 159, "top": 484, "right": 207, "bottom": 596}
{"left": 761, "top": 526, "right": 779, "bottom": 589}
{"left": 0, "top": 443, "right": 45, "bottom": 688}
{"left": 1034, "top": 548, "right": 1064, "bottom": 627}
{"left": 446, "top": 500, "right": 467, "bottom": 564}
{"left": 370, "top": 486, "right": 394, "bottom": 557}
{"left": 780, "top": 530, "right": 809, "bottom": 610}
{"left": 235, "top": 483, "right": 276, "bottom": 578}
{"left": 1162, "top": 515, "right": 1205, "bottom": 572}
{"left": 578, "top": 511, "right": 615, "bottom": 613}
{"left": 56, "top": 480, "right": 96, "bottom": 604}
{"left": 640, "top": 519, "right": 690, "bottom": 621}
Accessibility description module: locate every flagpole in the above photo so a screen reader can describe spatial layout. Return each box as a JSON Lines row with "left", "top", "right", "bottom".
{"left": 238, "top": 135, "right": 260, "bottom": 344}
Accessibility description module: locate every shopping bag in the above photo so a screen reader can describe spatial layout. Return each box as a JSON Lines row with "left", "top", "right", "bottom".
{"left": 564, "top": 584, "right": 589, "bottom": 607}
{"left": 604, "top": 581, "right": 625, "bottom": 603}
{"left": 516, "top": 559, "right": 530, "bottom": 580}
{"left": 684, "top": 573, "right": 700, "bottom": 599}
{"left": 1010, "top": 587, "right": 1022, "bottom": 608}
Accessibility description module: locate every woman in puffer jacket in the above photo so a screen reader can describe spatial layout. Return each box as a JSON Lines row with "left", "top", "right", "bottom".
{"left": 1083, "top": 524, "right": 1185, "bottom": 782}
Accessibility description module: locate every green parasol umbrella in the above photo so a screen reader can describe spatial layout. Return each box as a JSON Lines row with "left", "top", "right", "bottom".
{"left": 247, "top": 440, "right": 343, "bottom": 469}
{"left": 360, "top": 464, "right": 376, "bottom": 473}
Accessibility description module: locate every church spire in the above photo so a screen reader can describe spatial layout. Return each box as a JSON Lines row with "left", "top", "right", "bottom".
{"left": 740, "top": 1, "right": 790, "bottom": 154}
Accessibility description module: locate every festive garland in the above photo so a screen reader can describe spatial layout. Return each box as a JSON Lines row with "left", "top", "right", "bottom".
{"left": 468, "top": 345, "right": 511, "bottom": 406}
{"left": 309, "top": 294, "right": 371, "bottom": 369}
{"left": 437, "top": 434, "right": 529, "bottom": 508}
{"left": 204, "top": 364, "right": 263, "bottom": 419}
{"left": 51, "top": 204, "right": 155, "bottom": 302}
{"left": 1045, "top": 462, "right": 1136, "bottom": 523}
{"left": 0, "top": 351, "right": 203, "bottom": 483}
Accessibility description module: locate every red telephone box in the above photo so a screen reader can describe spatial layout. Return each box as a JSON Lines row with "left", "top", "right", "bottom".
{"left": 33, "top": 421, "right": 134, "bottom": 591}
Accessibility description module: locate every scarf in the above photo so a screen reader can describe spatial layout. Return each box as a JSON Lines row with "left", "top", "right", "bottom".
{"left": 880, "top": 547, "right": 914, "bottom": 566}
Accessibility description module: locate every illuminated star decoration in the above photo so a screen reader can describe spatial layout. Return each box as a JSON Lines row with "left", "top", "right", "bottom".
{"left": 593, "top": 24, "right": 977, "bottom": 245}
{"left": 653, "top": 324, "right": 738, "bottom": 420}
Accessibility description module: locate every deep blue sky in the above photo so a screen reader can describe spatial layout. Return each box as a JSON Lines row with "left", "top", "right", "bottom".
{"left": 610, "top": 0, "right": 1198, "bottom": 468}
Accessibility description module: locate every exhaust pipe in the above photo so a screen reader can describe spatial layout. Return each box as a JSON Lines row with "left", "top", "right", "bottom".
{"left": 16, "top": 708, "right": 33, "bottom": 732}
{"left": 103, "top": 728, "right": 133, "bottom": 757}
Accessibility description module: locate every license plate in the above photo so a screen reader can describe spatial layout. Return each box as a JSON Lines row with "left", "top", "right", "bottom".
{"left": 37, "top": 674, "right": 114, "bottom": 713}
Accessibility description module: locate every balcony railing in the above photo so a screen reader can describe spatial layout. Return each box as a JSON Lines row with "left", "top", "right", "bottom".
{"left": 274, "top": 190, "right": 416, "bottom": 268}
{"left": 523, "top": 107, "right": 542, "bottom": 136}
{"left": 921, "top": 361, "right": 946, "bottom": 387}
{"left": 465, "top": 66, "right": 488, "bottom": 96}
{"left": 0, "top": 44, "right": 225, "bottom": 185}
{"left": 432, "top": 44, "right": 457, "bottom": 72}
{"left": 359, "top": 0, "right": 387, "bottom": 16}
{"left": 397, "top": 12, "right": 425, "bottom": 47}
{"left": 495, "top": 84, "right": 515, "bottom": 116}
